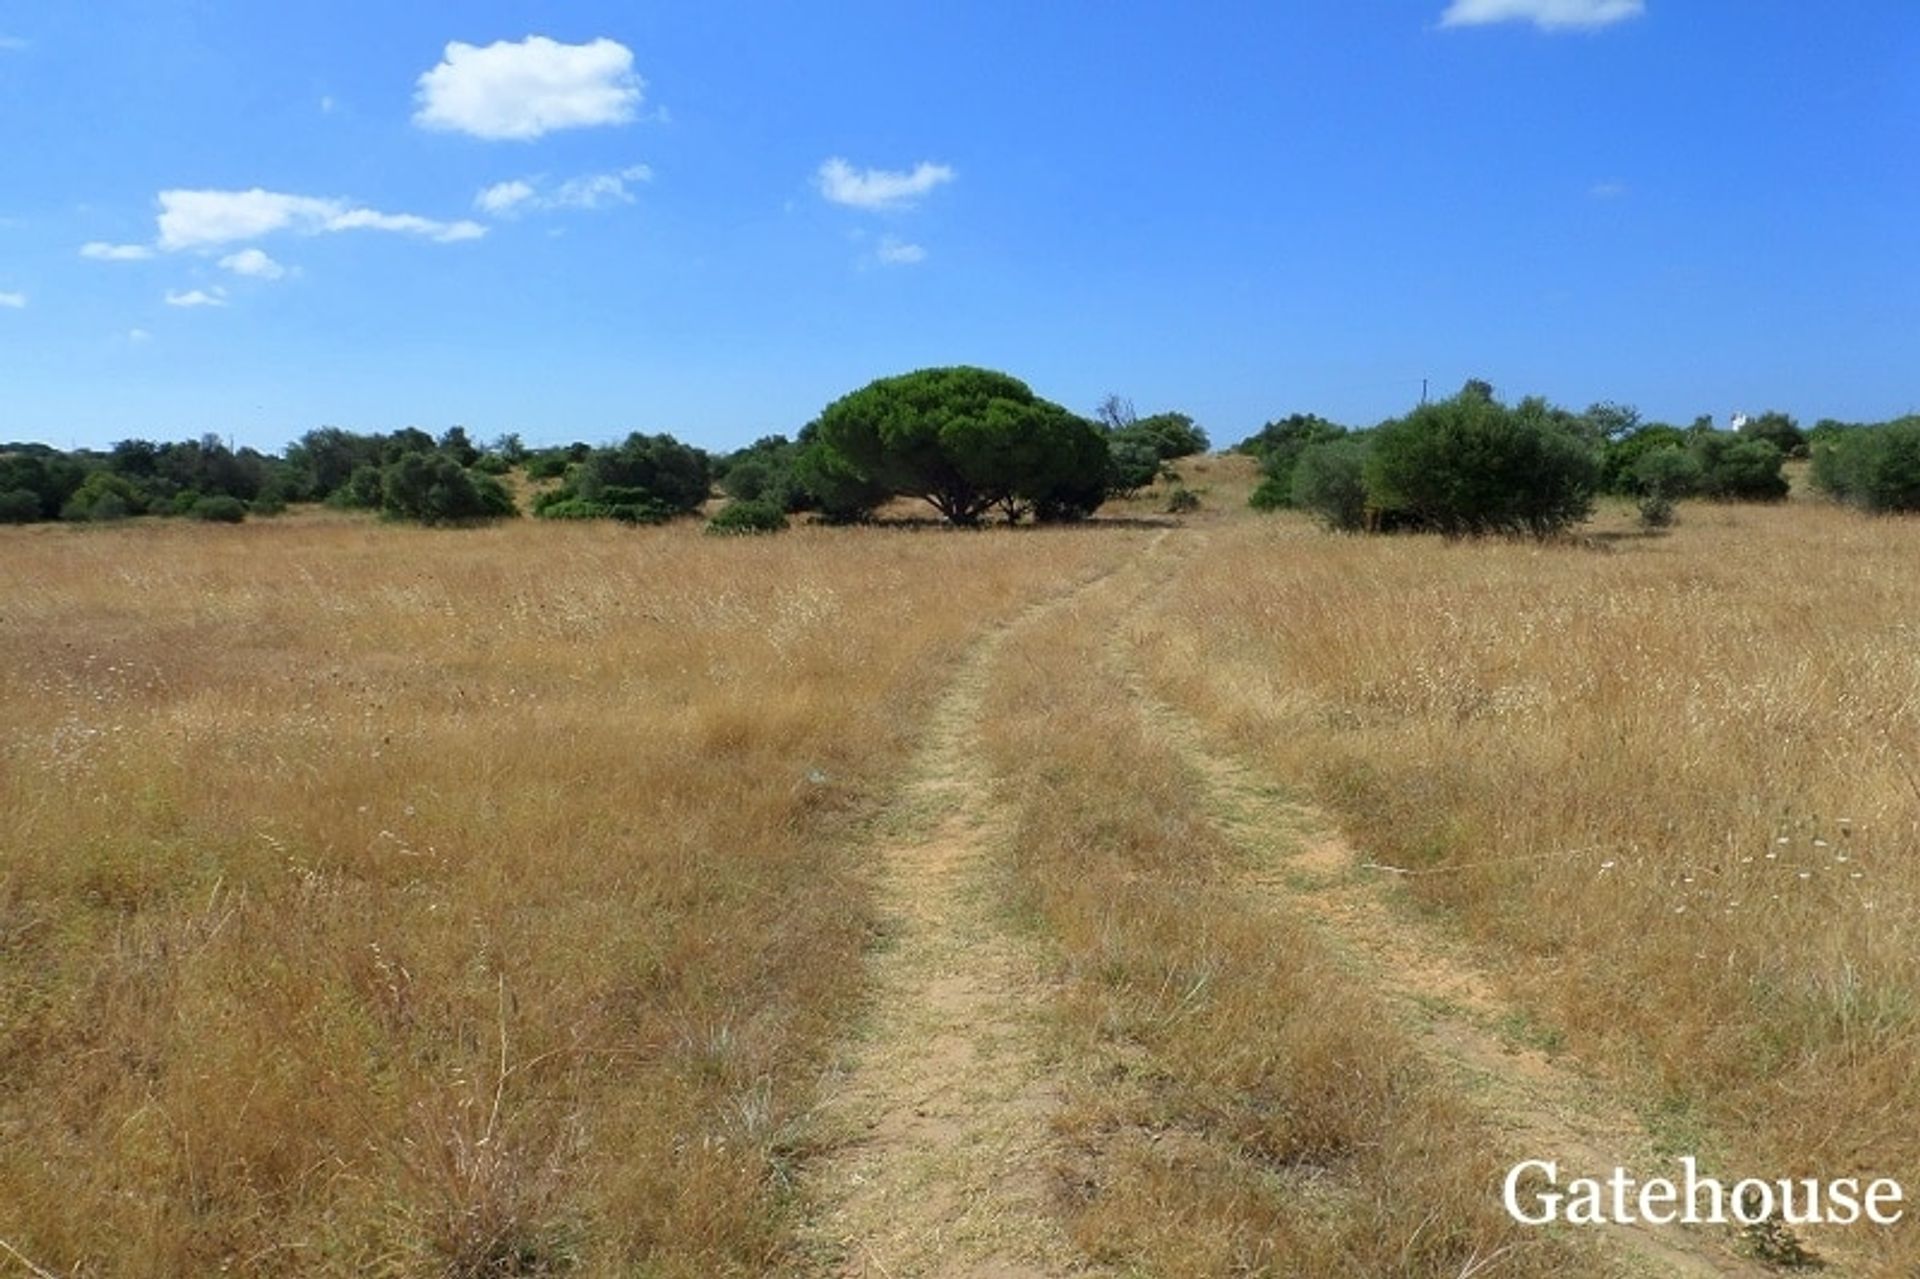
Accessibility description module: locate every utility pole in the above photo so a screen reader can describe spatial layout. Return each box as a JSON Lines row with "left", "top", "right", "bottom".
{"left": 1421, "top": 378, "right": 1428, "bottom": 406}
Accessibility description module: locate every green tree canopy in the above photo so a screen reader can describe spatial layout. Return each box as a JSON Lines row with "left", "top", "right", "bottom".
{"left": 1601, "top": 424, "right": 1688, "bottom": 494}
{"left": 1366, "top": 390, "right": 1600, "bottom": 537}
{"left": 380, "top": 452, "right": 517, "bottom": 524}
{"left": 801, "top": 367, "right": 1110, "bottom": 524}
{"left": 1240, "top": 413, "right": 1348, "bottom": 511}
{"left": 1689, "top": 433, "right": 1789, "bottom": 501}
{"left": 1130, "top": 412, "right": 1209, "bottom": 460}
{"left": 532, "top": 432, "right": 712, "bottom": 522}
{"left": 1813, "top": 416, "right": 1920, "bottom": 512}
{"left": 1739, "top": 411, "right": 1807, "bottom": 459}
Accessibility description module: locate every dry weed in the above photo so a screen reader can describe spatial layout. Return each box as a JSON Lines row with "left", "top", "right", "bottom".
{"left": 0, "top": 515, "right": 1127, "bottom": 1275}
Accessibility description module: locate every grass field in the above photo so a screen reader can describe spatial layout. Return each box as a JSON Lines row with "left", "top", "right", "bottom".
{"left": 3, "top": 468, "right": 1916, "bottom": 1276}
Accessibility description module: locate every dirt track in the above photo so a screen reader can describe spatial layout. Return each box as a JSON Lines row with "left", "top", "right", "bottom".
{"left": 799, "top": 527, "right": 1802, "bottom": 1278}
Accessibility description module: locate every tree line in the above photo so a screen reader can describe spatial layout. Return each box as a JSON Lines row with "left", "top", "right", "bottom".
{"left": 0, "top": 368, "right": 1209, "bottom": 532}
{"left": 5, "top": 370, "right": 1911, "bottom": 535}
{"left": 1236, "top": 381, "right": 1919, "bottom": 534}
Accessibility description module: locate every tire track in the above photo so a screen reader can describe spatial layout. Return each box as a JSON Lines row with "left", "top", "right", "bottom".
{"left": 1099, "top": 531, "right": 1792, "bottom": 1278}
{"left": 794, "top": 538, "right": 1163, "bottom": 1278}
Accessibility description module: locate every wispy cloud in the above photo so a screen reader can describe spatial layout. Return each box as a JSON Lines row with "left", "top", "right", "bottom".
{"left": 816, "top": 157, "right": 955, "bottom": 210}
{"left": 0, "top": 35, "right": 27, "bottom": 52}
{"left": 414, "top": 36, "right": 644, "bottom": 141}
{"left": 1589, "top": 180, "right": 1629, "bottom": 199}
{"left": 81, "top": 241, "right": 154, "bottom": 261}
{"left": 547, "top": 166, "right": 652, "bottom": 210}
{"left": 1439, "top": 0, "right": 1644, "bottom": 31}
{"left": 875, "top": 236, "right": 927, "bottom": 267}
{"left": 155, "top": 188, "right": 484, "bottom": 251}
{"left": 0, "top": 291, "right": 25, "bottom": 309}
{"left": 475, "top": 165, "right": 652, "bottom": 217}
{"left": 476, "top": 179, "right": 536, "bottom": 216}
{"left": 165, "top": 287, "right": 227, "bottom": 308}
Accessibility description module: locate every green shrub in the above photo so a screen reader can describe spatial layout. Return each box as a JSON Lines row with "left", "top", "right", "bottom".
{"left": 1602, "top": 424, "right": 1689, "bottom": 494}
{"left": 379, "top": 453, "right": 517, "bottom": 525}
{"left": 330, "top": 464, "right": 386, "bottom": 510}
{"left": 1291, "top": 437, "right": 1371, "bottom": 532}
{"left": 1248, "top": 474, "right": 1291, "bottom": 511}
{"left": 716, "top": 435, "right": 818, "bottom": 513}
{"left": 524, "top": 450, "right": 573, "bottom": 480}
{"left": 1637, "top": 493, "right": 1676, "bottom": 529}
{"left": 169, "top": 489, "right": 205, "bottom": 516}
{"left": 1690, "top": 435, "right": 1789, "bottom": 502}
{"left": 1235, "top": 412, "right": 1344, "bottom": 461}
{"left": 192, "top": 495, "right": 248, "bottom": 523}
{"left": 472, "top": 453, "right": 511, "bottom": 476}
{"left": 530, "top": 492, "right": 676, "bottom": 524}
{"left": 1105, "top": 434, "right": 1162, "bottom": 498}
{"left": 1812, "top": 417, "right": 1920, "bottom": 512}
{"left": 1366, "top": 392, "right": 1599, "bottom": 537}
{"left": 1632, "top": 444, "right": 1702, "bottom": 500}
{"left": 573, "top": 434, "right": 710, "bottom": 513}
{"left": 720, "top": 458, "right": 774, "bottom": 502}
{"left": 0, "top": 453, "right": 86, "bottom": 520}
{"left": 527, "top": 496, "right": 602, "bottom": 520}
{"left": 1164, "top": 486, "right": 1201, "bottom": 514}
{"left": 1132, "top": 412, "right": 1208, "bottom": 459}
{"left": 490, "top": 433, "right": 529, "bottom": 465}
{"left": 706, "top": 499, "right": 789, "bottom": 535}
{"left": 85, "top": 493, "right": 131, "bottom": 522}
{"left": 62, "top": 471, "right": 145, "bottom": 522}
{"left": 533, "top": 433, "right": 710, "bottom": 522}
{"left": 1239, "top": 413, "right": 1347, "bottom": 510}
{"left": 0, "top": 488, "right": 42, "bottom": 523}
{"left": 437, "top": 426, "right": 480, "bottom": 467}
{"left": 1740, "top": 411, "right": 1806, "bottom": 459}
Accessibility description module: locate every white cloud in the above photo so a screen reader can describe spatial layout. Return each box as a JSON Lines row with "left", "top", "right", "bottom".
{"left": 476, "top": 165, "right": 652, "bottom": 216}
{"left": 548, "top": 164, "right": 651, "bottom": 209}
{"left": 219, "top": 247, "right": 286, "bottom": 279}
{"left": 0, "top": 35, "right": 26, "bottom": 52}
{"left": 1439, "top": 0, "right": 1644, "bottom": 30}
{"left": 413, "top": 35, "right": 643, "bottom": 141}
{"left": 0, "top": 291, "right": 25, "bottom": 308}
{"left": 156, "top": 188, "right": 485, "bottom": 250}
{"left": 817, "top": 157, "right": 955, "bottom": 209}
{"left": 319, "top": 94, "right": 336, "bottom": 113}
{"left": 157, "top": 190, "right": 335, "bottom": 250}
{"left": 1589, "top": 180, "right": 1629, "bottom": 199}
{"left": 325, "top": 207, "right": 486, "bottom": 240}
{"left": 875, "top": 236, "right": 927, "bottom": 266}
{"left": 128, "top": 328, "right": 152, "bottom": 343}
{"left": 165, "top": 287, "right": 227, "bottom": 308}
{"left": 81, "top": 241, "right": 154, "bottom": 261}
{"left": 476, "top": 179, "right": 536, "bottom": 215}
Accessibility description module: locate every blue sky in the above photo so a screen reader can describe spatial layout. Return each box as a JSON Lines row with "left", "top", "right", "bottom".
{"left": 1, "top": 1, "right": 1915, "bottom": 453}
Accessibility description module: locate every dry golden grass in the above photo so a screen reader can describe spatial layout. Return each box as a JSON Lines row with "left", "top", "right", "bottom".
{"left": 974, "top": 542, "right": 1605, "bottom": 1278}
{"left": 1130, "top": 494, "right": 1920, "bottom": 1272}
{"left": 6, "top": 470, "right": 1910, "bottom": 1276}
{"left": 0, "top": 515, "right": 1129, "bottom": 1276}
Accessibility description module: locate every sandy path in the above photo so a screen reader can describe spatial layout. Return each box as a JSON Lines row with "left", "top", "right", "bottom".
{"left": 793, "top": 546, "right": 1160, "bottom": 1278}
{"left": 798, "top": 522, "right": 1823, "bottom": 1278}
